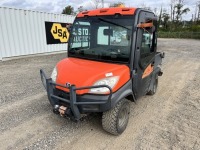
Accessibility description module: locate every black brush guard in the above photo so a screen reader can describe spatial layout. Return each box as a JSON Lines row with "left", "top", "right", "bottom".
{"left": 40, "top": 69, "right": 113, "bottom": 121}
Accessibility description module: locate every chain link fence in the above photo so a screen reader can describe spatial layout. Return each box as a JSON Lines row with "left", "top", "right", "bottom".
{"left": 158, "top": 32, "right": 200, "bottom": 39}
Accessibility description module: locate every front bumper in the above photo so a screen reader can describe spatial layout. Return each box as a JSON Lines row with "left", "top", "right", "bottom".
{"left": 40, "top": 69, "right": 113, "bottom": 121}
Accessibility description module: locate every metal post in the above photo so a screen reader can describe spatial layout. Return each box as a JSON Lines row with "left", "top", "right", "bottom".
{"left": 69, "top": 85, "right": 81, "bottom": 120}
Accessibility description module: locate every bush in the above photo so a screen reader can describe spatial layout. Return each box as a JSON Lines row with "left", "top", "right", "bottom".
{"left": 158, "top": 32, "right": 200, "bottom": 39}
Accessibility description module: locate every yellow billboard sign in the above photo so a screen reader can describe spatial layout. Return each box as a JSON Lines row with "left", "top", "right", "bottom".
{"left": 50, "top": 23, "right": 69, "bottom": 43}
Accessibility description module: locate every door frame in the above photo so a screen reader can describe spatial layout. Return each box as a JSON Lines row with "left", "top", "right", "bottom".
{"left": 131, "top": 10, "right": 157, "bottom": 99}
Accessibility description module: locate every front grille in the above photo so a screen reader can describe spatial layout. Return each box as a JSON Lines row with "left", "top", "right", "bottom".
{"left": 53, "top": 88, "right": 70, "bottom": 106}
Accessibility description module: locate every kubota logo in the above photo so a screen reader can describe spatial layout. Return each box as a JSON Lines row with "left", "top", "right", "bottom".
{"left": 51, "top": 23, "right": 69, "bottom": 43}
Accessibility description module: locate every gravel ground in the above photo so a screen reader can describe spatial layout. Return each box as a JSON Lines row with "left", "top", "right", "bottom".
{"left": 0, "top": 38, "right": 199, "bottom": 150}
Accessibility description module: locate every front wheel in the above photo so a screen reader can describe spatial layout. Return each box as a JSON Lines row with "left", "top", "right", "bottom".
{"left": 102, "top": 99, "right": 130, "bottom": 135}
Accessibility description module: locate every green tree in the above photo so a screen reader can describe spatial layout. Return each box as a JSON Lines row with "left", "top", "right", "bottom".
{"left": 62, "top": 5, "right": 74, "bottom": 15}
{"left": 174, "top": 3, "right": 190, "bottom": 22}
{"left": 162, "top": 13, "right": 170, "bottom": 30}
{"left": 170, "top": 0, "right": 176, "bottom": 22}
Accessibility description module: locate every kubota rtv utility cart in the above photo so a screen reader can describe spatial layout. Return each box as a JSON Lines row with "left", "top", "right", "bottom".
{"left": 40, "top": 7, "right": 164, "bottom": 135}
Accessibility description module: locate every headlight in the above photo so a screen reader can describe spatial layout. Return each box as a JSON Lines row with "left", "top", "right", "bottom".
{"left": 51, "top": 67, "right": 57, "bottom": 82}
{"left": 90, "top": 76, "right": 119, "bottom": 94}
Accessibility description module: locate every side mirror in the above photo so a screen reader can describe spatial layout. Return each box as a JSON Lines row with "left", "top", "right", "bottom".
{"left": 103, "top": 29, "right": 113, "bottom": 36}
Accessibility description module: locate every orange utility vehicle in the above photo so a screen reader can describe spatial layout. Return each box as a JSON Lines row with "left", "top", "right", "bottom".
{"left": 40, "top": 7, "right": 164, "bottom": 135}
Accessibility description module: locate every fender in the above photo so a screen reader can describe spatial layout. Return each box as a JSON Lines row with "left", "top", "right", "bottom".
{"left": 148, "top": 67, "right": 161, "bottom": 92}
{"left": 148, "top": 52, "right": 164, "bottom": 92}
{"left": 110, "top": 80, "right": 135, "bottom": 108}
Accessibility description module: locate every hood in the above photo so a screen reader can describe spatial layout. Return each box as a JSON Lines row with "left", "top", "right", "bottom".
{"left": 56, "top": 58, "right": 130, "bottom": 94}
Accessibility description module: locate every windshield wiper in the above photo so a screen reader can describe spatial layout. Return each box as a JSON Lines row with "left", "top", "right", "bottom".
{"left": 98, "top": 17, "right": 130, "bottom": 30}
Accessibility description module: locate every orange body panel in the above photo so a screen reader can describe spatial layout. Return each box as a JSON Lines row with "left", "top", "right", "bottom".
{"left": 77, "top": 7, "right": 136, "bottom": 18}
{"left": 56, "top": 58, "right": 130, "bottom": 95}
{"left": 137, "top": 22, "right": 153, "bottom": 28}
{"left": 142, "top": 64, "right": 154, "bottom": 79}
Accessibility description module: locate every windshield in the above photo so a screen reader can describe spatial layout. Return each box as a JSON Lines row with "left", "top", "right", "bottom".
{"left": 68, "top": 15, "right": 134, "bottom": 63}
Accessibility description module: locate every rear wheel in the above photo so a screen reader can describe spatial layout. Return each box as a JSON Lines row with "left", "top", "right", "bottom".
{"left": 148, "top": 77, "right": 158, "bottom": 95}
{"left": 102, "top": 99, "right": 130, "bottom": 135}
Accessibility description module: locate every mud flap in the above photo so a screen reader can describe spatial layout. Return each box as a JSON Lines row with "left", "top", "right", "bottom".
{"left": 148, "top": 67, "right": 160, "bottom": 93}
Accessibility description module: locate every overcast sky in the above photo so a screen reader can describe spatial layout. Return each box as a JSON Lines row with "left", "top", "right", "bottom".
{"left": 0, "top": 0, "right": 198, "bottom": 20}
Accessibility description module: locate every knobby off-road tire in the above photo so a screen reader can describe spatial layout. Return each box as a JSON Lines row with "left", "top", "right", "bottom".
{"left": 148, "top": 77, "right": 158, "bottom": 95}
{"left": 102, "top": 99, "right": 130, "bottom": 135}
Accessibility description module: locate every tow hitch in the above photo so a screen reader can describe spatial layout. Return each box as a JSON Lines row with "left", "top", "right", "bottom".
{"left": 53, "top": 105, "right": 72, "bottom": 117}
{"left": 53, "top": 105, "right": 89, "bottom": 122}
